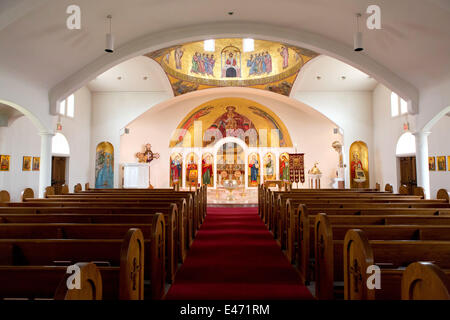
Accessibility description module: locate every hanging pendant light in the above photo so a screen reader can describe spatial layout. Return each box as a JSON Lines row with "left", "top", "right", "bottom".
{"left": 354, "top": 13, "right": 364, "bottom": 52}
{"left": 105, "top": 15, "right": 114, "bottom": 53}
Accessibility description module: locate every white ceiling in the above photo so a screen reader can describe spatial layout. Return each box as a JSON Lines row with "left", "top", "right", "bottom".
{"left": 87, "top": 56, "right": 169, "bottom": 92}
{"left": 0, "top": 0, "right": 449, "bottom": 94}
{"left": 294, "top": 55, "right": 378, "bottom": 92}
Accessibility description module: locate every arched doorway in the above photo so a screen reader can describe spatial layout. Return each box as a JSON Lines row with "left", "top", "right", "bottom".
{"left": 51, "top": 133, "right": 70, "bottom": 194}
{"left": 396, "top": 132, "right": 417, "bottom": 194}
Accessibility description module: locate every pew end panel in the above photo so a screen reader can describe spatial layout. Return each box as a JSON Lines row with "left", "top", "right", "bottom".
{"left": 54, "top": 262, "right": 103, "bottom": 300}
{"left": 0, "top": 191, "right": 10, "bottom": 203}
{"left": 437, "top": 189, "right": 450, "bottom": 203}
{"left": 343, "top": 229, "right": 375, "bottom": 300}
{"left": 314, "top": 213, "right": 335, "bottom": 300}
{"left": 21, "top": 188, "right": 34, "bottom": 202}
{"left": 402, "top": 262, "right": 450, "bottom": 300}
{"left": 297, "top": 204, "right": 310, "bottom": 284}
{"left": 119, "top": 228, "right": 146, "bottom": 300}
{"left": 149, "top": 213, "right": 165, "bottom": 300}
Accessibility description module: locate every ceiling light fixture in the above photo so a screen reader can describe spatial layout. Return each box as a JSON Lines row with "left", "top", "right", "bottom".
{"left": 105, "top": 15, "right": 114, "bottom": 53}
{"left": 354, "top": 13, "right": 363, "bottom": 52}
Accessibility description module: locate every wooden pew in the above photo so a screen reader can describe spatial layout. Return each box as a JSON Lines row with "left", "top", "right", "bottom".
{"left": 314, "top": 213, "right": 450, "bottom": 299}
{"left": 0, "top": 227, "right": 155, "bottom": 299}
{"left": 3, "top": 199, "right": 188, "bottom": 261}
{"left": 401, "top": 262, "right": 450, "bottom": 300}
{"left": 271, "top": 191, "right": 435, "bottom": 238}
{"left": 78, "top": 187, "right": 206, "bottom": 228}
{"left": 0, "top": 262, "right": 102, "bottom": 300}
{"left": 0, "top": 205, "right": 179, "bottom": 283}
{"left": 0, "top": 190, "right": 10, "bottom": 203}
{"left": 280, "top": 198, "right": 449, "bottom": 261}
{"left": 41, "top": 192, "right": 196, "bottom": 243}
{"left": 343, "top": 229, "right": 450, "bottom": 300}
{"left": 294, "top": 204, "right": 450, "bottom": 284}
{"left": 20, "top": 188, "right": 34, "bottom": 202}
{"left": 437, "top": 188, "right": 450, "bottom": 202}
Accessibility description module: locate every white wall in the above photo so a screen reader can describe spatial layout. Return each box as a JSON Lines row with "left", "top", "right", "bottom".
{"left": 372, "top": 84, "right": 414, "bottom": 192}
{"left": 90, "top": 91, "right": 173, "bottom": 187}
{"left": 291, "top": 91, "right": 374, "bottom": 188}
{"left": 428, "top": 115, "right": 450, "bottom": 198}
{"left": 0, "top": 116, "right": 41, "bottom": 201}
{"left": 57, "top": 87, "right": 92, "bottom": 192}
{"left": 119, "top": 88, "right": 342, "bottom": 189}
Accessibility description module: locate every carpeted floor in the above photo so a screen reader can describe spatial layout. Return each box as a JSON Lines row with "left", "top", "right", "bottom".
{"left": 165, "top": 206, "right": 314, "bottom": 300}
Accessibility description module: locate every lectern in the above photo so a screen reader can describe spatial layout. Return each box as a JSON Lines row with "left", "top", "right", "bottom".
{"left": 122, "top": 163, "right": 150, "bottom": 188}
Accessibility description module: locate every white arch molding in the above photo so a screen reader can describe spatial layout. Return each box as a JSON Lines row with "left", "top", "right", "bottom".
{"left": 414, "top": 105, "right": 450, "bottom": 199}
{"left": 49, "top": 22, "right": 419, "bottom": 116}
{"left": 0, "top": 99, "right": 54, "bottom": 198}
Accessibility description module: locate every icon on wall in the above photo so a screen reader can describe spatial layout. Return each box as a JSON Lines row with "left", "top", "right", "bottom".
{"left": 32, "top": 157, "right": 40, "bottom": 171}
{"left": 428, "top": 156, "right": 436, "bottom": 171}
{"left": 0, "top": 155, "right": 10, "bottom": 171}
{"left": 22, "top": 156, "right": 31, "bottom": 171}
{"left": 437, "top": 156, "right": 446, "bottom": 171}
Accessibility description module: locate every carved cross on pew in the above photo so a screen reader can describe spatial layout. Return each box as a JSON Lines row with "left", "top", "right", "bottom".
{"left": 318, "top": 235, "right": 325, "bottom": 259}
{"left": 349, "top": 259, "right": 362, "bottom": 293}
{"left": 130, "top": 258, "right": 140, "bottom": 290}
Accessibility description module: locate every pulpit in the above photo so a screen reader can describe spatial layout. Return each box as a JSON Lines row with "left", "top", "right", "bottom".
{"left": 122, "top": 163, "right": 150, "bottom": 188}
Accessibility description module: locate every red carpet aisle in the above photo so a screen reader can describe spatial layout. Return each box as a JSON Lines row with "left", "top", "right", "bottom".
{"left": 165, "top": 207, "right": 313, "bottom": 300}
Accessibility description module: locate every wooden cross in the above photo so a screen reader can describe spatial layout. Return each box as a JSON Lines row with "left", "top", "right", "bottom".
{"left": 136, "top": 143, "right": 160, "bottom": 164}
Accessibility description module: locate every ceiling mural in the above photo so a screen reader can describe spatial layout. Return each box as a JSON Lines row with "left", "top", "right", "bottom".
{"left": 169, "top": 97, "right": 293, "bottom": 148}
{"left": 146, "top": 39, "right": 318, "bottom": 96}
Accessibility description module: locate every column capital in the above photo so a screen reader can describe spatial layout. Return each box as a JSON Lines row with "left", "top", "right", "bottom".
{"left": 412, "top": 131, "right": 432, "bottom": 137}
{"left": 39, "top": 131, "right": 55, "bottom": 137}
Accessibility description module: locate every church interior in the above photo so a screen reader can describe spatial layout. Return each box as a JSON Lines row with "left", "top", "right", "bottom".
{"left": 0, "top": 0, "right": 449, "bottom": 307}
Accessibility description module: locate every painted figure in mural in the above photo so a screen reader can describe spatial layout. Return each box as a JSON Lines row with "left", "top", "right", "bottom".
{"left": 350, "top": 152, "right": 363, "bottom": 182}
{"left": 202, "top": 154, "right": 213, "bottom": 186}
{"left": 95, "top": 151, "right": 114, "bottom": 188}
{"left": 280, "top": 46, "right": 289, "bottom": 69}
{"left": 249, "top": 154, "right": 259, "bottom": 184}
{"left": 264, "top": 51, "right": 272, "bottom": 73}
{"left": 186, "top": 154, "right": 198, "bottom": 186}
{"left": 174, "top": 47, "right": 184, "bottom": 70}
{"left": 280, "top": 154, "right": 289, "bottom": 181}
{"left": 170, "top": 154, "right": 182, "bottom": 185}
{"left": 224, "top": 52, "right": 238, "bottom": 77}
{"left": 191, "top": 52, "right": 216, "bottom": 76}
{"left": 265, "top": 154, "right": 274, "bottom": 179}
{"left": 247, "top": 52, "right": 273, "bottom": 76}
{"left": 209, "top": 106, "right": 257, "bottom": 140}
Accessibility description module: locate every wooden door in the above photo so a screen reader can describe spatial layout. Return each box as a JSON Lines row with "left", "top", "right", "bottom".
{"left": 52, "top": 157, "right": 67, "bottom": 195}
{"left": 399, "top": 157, "right": 417, "bottom": 194}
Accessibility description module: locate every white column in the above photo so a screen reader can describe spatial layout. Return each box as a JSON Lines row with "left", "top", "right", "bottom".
{"left": 413, "top": 131, "right": 431, "bottom": 199}
{"left": 39, "top": 132, "right": 54, "bottom": 198}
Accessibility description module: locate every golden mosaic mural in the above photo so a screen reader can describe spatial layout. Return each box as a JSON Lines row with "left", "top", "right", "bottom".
{"left": 169, "top": 97, "right": 293, "bottom": 148}
{"left": 146, "top": 39, "right": 318, "bottom": 96}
